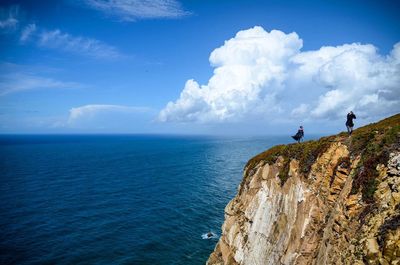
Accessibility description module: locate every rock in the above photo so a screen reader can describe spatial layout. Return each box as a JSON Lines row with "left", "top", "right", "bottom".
{"left": 388, "top": 153, "right": 400, "bottom": 173}
{"left": 379, "top": 258, "right": 390, "bottom": 265}
{"left": 382, "top": 229, "right": 400, "bottom": 263}
{"left": 346, "top": 195, "right": 360, "bottom": 208}
{"left": 332, "top": 223, "right": 341, "bottom": 233}
{"left": 208, "top": 114, "right": 400, "bottom": 265}
{"left": 365, "top": 238, "right": 380, "bottom": 259}
{"left": 392, "top": 192, "right": 400, "bottom": 204}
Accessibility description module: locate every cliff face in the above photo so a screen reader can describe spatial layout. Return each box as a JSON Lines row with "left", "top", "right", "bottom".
{"left": 208, "top": 114, "right": 400, "bottom": 265}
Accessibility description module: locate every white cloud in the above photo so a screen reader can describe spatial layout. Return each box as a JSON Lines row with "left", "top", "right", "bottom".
{"left": 68, "top": 104, "right": 151, "bottom": 124}
{"left": 20, "top": 23, "right": 37, "bottom": 42}
{"left": 1, "top": 5, "right": 123, "bottom": 59}
{"left": 0, "top": 5, "right": 19, "bottom": 31}
{"left": 159, "top": 26, "right": 400, "bottom": 123}
{"left": 293, "top": 42, "right": 400, "bottom": 119}
{"left": 291, "top": 103, "right": 308, "bottom": 117}
{"left": 0, "top": 72, "right": 83, "bottom": 96}
{"left": 160, "top": 27, "right": 302, "bottom": 122}
{"left": 0, "top": 17, "right": 18, "bottom": 29}
{"left": 84, "top": 0, "right": 190, "bottom": 21}
{"left": 37, "top": 28, "right": 122, "bottom": 59}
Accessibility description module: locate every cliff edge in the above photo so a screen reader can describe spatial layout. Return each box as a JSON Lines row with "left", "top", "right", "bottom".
{"left": 207, "top": 114, "right": 400, "bottom": 265}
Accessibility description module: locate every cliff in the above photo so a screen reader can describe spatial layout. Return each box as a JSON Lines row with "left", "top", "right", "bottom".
{"left": 207, "top": 114, "right": 400, "bottom": 265}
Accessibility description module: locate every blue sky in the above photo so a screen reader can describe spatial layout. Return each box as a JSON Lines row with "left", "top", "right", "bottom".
{"left": 0, "top": 0, "right": 399, "bottom": 135}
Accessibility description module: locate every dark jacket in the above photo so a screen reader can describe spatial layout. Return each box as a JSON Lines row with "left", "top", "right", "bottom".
{"left": 292, "top": 128, "right": 304, "bottom": 141}
{"left": 297, "top": 128, "right": 304, "bottom": 138}
{"left": 346, "top": 113, "right": 356, "bottom": 127}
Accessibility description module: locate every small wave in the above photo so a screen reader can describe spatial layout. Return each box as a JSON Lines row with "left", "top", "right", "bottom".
{"left": 201, "top": 232, "right": 217, "bottom": 239}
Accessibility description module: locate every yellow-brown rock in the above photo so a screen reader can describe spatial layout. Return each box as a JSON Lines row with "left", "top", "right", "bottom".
{"left": 207, "top": 114, "right": 400, "bottom": 265}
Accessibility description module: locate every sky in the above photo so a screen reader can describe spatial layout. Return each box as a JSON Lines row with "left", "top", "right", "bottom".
{"left": 0, "top": 0, "right": 399, "bottom": 135}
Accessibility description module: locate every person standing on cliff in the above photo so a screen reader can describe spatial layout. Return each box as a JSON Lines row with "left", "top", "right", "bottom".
{"left": 346, "top": 111, "right": 356, "bottom": 135}
{"left": 292, "top": 126, "right": 304, "bottom": 143}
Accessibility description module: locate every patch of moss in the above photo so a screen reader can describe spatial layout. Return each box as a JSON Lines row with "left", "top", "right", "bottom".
{"left": 278, "top": 158, "right": 290, "bottom": 185}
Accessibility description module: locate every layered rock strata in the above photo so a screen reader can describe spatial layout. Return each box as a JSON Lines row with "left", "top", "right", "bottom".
{"left": 208, "top": 114, "right": 400, "bottom": 265}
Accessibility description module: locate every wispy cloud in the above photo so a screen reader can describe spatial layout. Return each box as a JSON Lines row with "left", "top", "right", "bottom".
{"left": 20, "top": 23, "right": 37, "bottom": 42}
{"left": 84, "top": 0, "right": 190, "bottom": 21}
{"left": 68, "top": 104, "right": 151, "bottom": 123}
{"left": 18, "top": 24, "right": 123, "bottom": 59}
{"left": 0, "top": 63, "right": 84, "bottom": 96}
{"left": 0, "top": 5, "right": 19, "bottom": 31}
{"left": 36, "top": 28, "right": 123, "bottom": 59}
{"left": 0, "top": 73, "right": 83, "bottom": 96}
{"left": 1, "top": 4, "right": 123, "bottom": 60}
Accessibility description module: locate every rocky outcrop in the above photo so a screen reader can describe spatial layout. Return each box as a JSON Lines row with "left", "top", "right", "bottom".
{"left": 208, "top": 114, "right": 400, "bottom": 265}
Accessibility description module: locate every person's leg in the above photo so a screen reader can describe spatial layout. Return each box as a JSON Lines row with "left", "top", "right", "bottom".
{"left": 347, "top": 125, "right": 351, "bottom": 134}
{"left": 349, "top": 126, "right": 353, "bottom": 135}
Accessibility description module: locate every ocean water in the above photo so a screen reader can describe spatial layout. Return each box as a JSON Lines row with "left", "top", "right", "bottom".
{"left": 0, "top": 134, "right": 297, "bottom": 265}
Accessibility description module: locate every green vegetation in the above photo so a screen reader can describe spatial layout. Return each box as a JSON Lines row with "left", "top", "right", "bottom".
{"left": 246, "top": 135, "right": 335, "bottom": 186}
{"left": 348, "top": 114, "right": 400, "bottom": 203}
{"left": 246, "top": 144, "right": 286, "bottom": 172}
{"left": 245, "top": 114, "right": 400, "bottom": 190}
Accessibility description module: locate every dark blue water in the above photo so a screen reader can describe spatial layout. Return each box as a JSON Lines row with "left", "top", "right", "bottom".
{"left": 0, "top": 135, "right": 294, "bottom": 265}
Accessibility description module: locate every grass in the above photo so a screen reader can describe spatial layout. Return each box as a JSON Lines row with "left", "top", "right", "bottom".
{"left": 245, "top": 135, "right": 335, "bottom": 186}
{"left": 245, "top": 113, "right": 400, "bottom": 191}
{"left": 348, "top": 114, "right": 400, "bottom": 203}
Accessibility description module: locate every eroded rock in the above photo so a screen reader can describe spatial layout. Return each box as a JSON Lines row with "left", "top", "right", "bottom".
{"left": 208, "top": 115, "right": 400, "bottom": 265}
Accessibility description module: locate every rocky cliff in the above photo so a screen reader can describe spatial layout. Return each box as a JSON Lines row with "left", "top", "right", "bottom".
{"left": 208, "top": 114, "right": 400, "bottom": 265}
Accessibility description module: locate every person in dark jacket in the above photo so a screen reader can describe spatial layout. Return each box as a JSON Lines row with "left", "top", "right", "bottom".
{"left": 292, "top": 126, "right": 304, "bottom": 143}
{"left": 346, "top": 111, "right": 356, "bottom": 135}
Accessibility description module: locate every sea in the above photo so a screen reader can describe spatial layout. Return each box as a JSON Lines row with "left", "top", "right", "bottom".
{"left": 0, "top": 134, "right": 303, "bottom": 265}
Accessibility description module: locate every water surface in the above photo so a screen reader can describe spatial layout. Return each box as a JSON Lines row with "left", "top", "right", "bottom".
{"left": 0, "top": 134, "right": 300, "bottom": 264}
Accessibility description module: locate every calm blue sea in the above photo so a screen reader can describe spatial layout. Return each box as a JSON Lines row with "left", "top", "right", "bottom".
{"left": 0, "top": 134, "right": 299, "bottom": 265}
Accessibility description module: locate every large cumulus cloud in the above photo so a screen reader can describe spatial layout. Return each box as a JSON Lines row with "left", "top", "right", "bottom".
{"left": 159, "top": 26, "right": 400, "bottom": 123}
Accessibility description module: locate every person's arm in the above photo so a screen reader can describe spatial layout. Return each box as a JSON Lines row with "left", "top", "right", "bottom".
{"left": 353, "top": 114, "right": 356, "bottom": 119}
